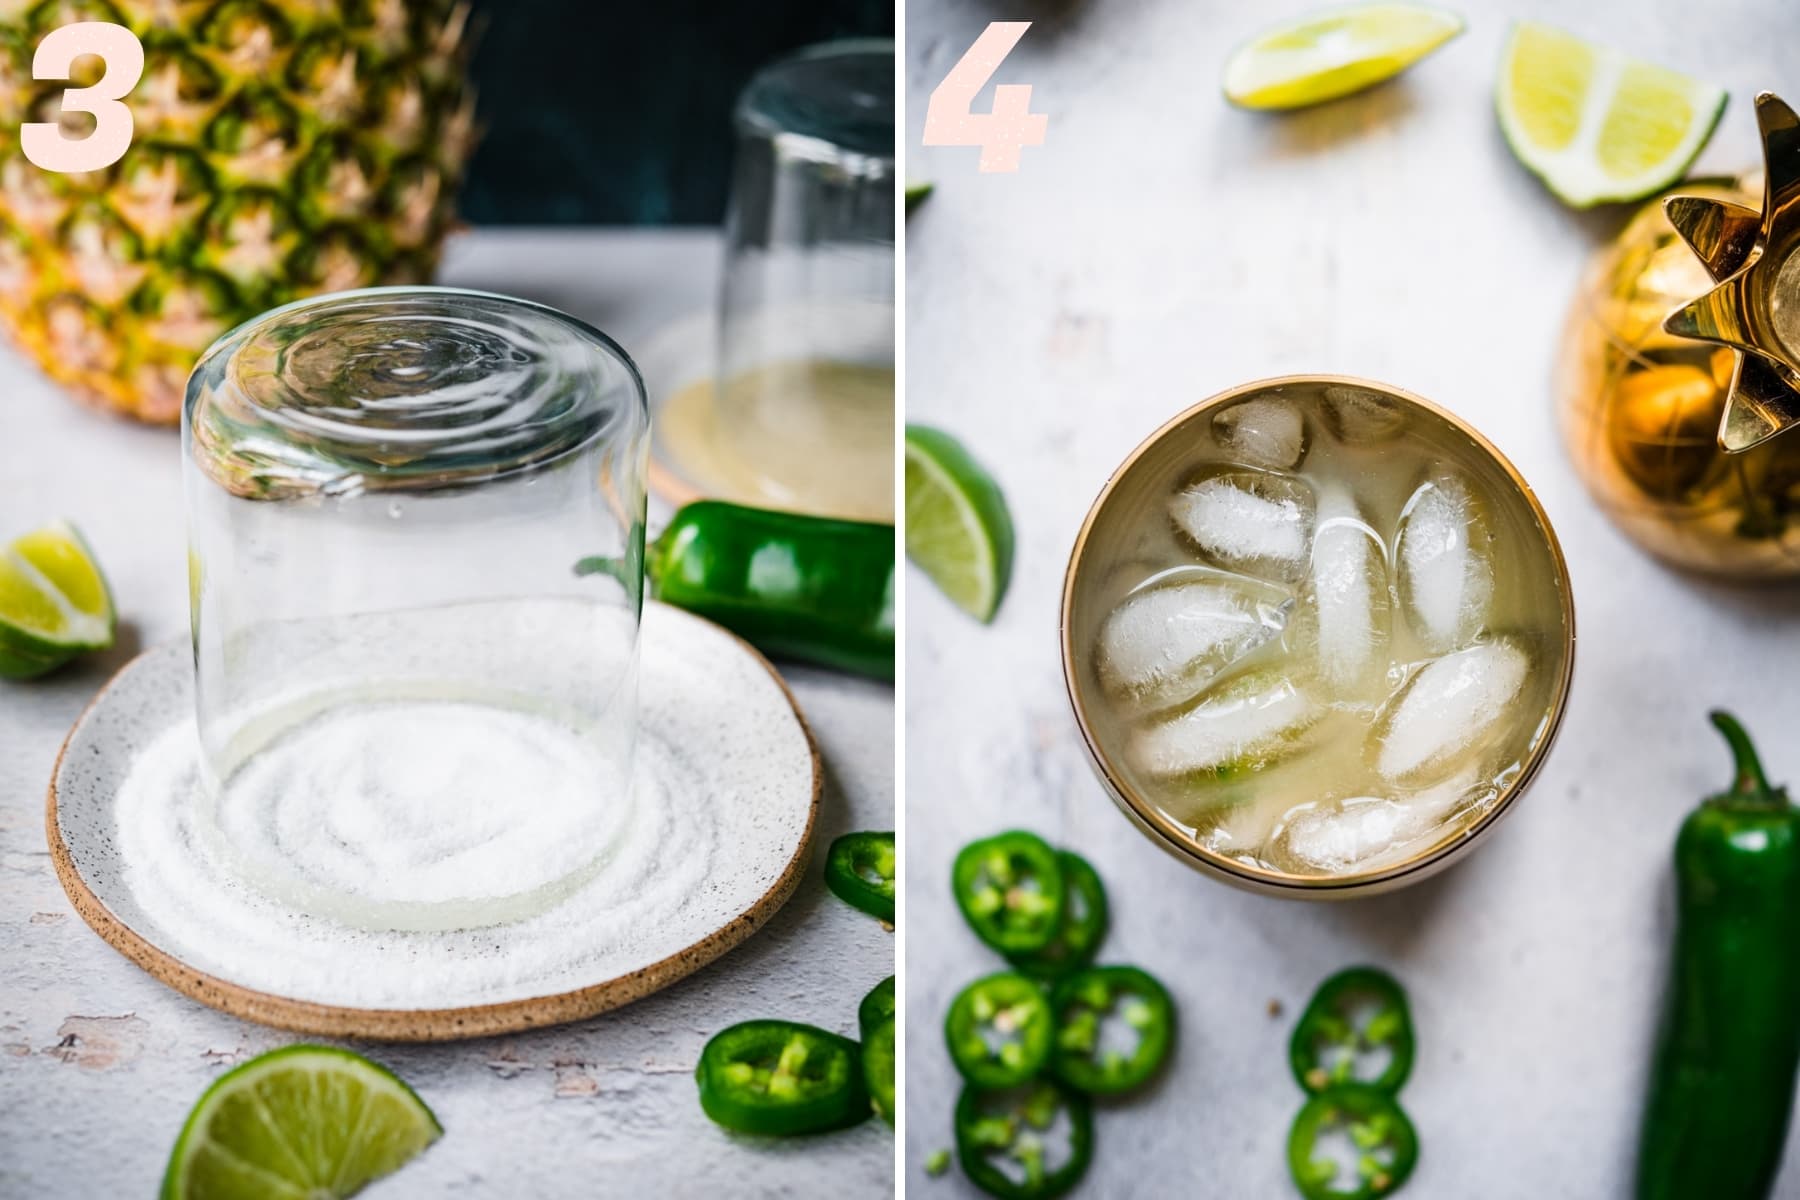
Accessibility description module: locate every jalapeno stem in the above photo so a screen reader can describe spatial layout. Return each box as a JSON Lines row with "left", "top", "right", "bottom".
{"left": 1710, "top": 710, "right": 1785, "bottom": 808}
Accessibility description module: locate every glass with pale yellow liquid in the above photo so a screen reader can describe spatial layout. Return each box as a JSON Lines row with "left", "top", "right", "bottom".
{"left": 665, "top": 39, "right": 894, "bottom": 523}
{"left": 1062, "top": 378, "right": 1576, "bottom": 896}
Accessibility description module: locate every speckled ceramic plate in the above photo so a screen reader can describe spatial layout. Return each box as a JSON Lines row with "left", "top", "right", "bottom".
{"left": 47, "top": 603, "right": 820, "bottom": 1042}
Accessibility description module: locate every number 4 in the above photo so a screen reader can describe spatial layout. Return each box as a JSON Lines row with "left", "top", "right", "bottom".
{"left": 21, "top": 22, "right": 143, "bottom": 174}
{"left": 922, "top": 22, "right": 1048, "bottom": 174}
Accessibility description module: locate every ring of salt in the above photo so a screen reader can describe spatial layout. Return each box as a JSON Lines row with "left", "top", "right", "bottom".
{"left": 46, "top": 603, "right": 819, "bottom": 1041}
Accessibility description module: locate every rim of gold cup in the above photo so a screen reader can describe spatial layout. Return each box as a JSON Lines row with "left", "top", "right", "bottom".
{"left": 1059, "top": 375, "right": 1577, "bottom": 898}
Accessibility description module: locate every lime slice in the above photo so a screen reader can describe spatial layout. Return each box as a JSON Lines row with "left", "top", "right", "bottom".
{"left": 0, "top": 521, "right": 113, "bottom": 677}
{"left": 1497, "top": 22, "right": 1726, "bottom": 207}
{"left": 1223, "top": 3, "right": 1464, "bottom": 111}
{"left": 162, "top": 1046, "right": 442, "bottom": 1200}
{"left": 904, "top": 425, "right": 1014, "bottom": 623}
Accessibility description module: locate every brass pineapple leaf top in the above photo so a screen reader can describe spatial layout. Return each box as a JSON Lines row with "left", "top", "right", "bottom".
{"left": 1663, "top": 92, "right": 1800, "bottom": 452}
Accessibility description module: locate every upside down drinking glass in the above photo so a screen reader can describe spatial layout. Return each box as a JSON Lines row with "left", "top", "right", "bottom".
{"left": 182, "top": 287, "right": 649, "bottom": 932}
{"left": 714, "top": 39, "right": 896, "bottom": 522}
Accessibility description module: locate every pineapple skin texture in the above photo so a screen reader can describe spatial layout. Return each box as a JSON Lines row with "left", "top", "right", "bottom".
{"left": 0, "top": 0, "right": 476, "bottom": 424}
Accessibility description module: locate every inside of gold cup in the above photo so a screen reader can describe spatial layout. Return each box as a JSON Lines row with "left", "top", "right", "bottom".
{"left": 1061, "top": 377, "right": 1575, "bottom": 894}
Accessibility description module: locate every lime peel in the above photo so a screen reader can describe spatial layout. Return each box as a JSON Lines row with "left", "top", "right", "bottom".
{"left": 1223, "top": 3, "right": 1465, "bottom": 111}
{"left": 1496, "top": 21, "right": 1727, "bottom": 207}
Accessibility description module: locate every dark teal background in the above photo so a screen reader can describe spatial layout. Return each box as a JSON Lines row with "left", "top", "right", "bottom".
{"left": 461, "top": 2, "right": 894, "bottom": 225}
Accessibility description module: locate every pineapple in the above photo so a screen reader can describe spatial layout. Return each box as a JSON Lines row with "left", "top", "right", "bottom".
{"left": 0, "top": 0, "right": 475, "bottom": 423}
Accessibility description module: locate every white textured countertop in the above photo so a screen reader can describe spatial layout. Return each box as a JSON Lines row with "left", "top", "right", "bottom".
{"left": 0, "top": 230, "right": 894, "bottom": 1198}
{"left": 904, "top": 1, "right": 1800, "bottom": 1195}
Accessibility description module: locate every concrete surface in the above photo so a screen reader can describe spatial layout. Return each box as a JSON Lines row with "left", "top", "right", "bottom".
{"left": 0, "top": 230, "right": 895, "bottom": 1198}
{"left": 904, "top": 2, "right": 1800, "bottom": 1195}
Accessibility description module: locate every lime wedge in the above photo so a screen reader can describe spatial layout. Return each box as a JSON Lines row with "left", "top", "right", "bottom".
{"left": 1223, "top": 3, "right": 1464, "bottom": 111}
{"left": 162, "top": 1046, "right": 441, "bottom": 1200}
{"left": 906, "top": 182, "right": 933, "bottom": 214}
{"left": 904, "top": 425, "right": 1014, "bottom": 623}
{"left": 0, "top": 642, "right": 67, "bottom": 680}
{"left": 0, "top": 521, "right": 113, "bottom": 678}
{"left": 1497, "top": 22, "right": 1726, "bottom": 207}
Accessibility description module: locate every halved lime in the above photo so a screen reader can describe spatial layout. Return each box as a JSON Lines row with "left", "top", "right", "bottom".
{"left": 0, "top": 520, "right": 113, "bottom": 678}
{"left": 1223, "top": 3, "right": 1464, "bottom": 111}
{"left": 1497, "top": 22, "right": 1726, "bottom": 207}
{"left": 904, "top": 425, "right": 1014, "bottom": 623}
{"left": 161, "top": 1045, "right": 442, "bottom": 1200}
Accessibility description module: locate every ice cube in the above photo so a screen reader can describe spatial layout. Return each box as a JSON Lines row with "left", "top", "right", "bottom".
{"left": 1128, "top": 668, "right": 1319, "bottom": 779}
{"left": 1097, "top": 571, "right": 1292, "bottom": 709}
{"left": 1194, "top": 797, "right": 1268, "bottom": 857}
{"left": 1306, "top": 488, "right": 1391, "bottom": 691}
{"left": 1273, "top": 796, "right": 1413, "bottom": 874}
{"left": 1266, "top": 766, "right": 1488, "bottom": 874}
{"left": 1320, "top": 384, "right": 1407, "bottom": 444}
{"left": 1213, "top": 396, "right": 1308, "bottom": 470}
{"left": 1169, "top": 471, "right": 1315, "bottom": 583}
{"left": 1371, "top": 639, "right": 1529, "bottom": 785}
{"left": 1395, "top": 470, "right": 1494, "bottom": 652}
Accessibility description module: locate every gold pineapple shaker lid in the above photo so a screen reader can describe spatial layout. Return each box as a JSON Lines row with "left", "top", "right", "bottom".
{"left": 1663, "top": 92, "right": 1800, "bottom": 452}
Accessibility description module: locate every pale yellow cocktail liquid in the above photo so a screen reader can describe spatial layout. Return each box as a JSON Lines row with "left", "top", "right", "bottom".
{"left": 663, "top": 358, "right": 894, "bottom": 522}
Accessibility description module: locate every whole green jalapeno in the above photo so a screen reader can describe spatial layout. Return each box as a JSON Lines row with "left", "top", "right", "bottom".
{"left": 1636, "top": 711, "right": 1800, "bottom": 1200}
{"left": 582, "top": 501, "right": 895, "bottom": 680}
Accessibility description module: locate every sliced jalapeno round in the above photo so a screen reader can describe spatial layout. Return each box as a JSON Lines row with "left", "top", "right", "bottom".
{"left": 864, "top": 1015, "right": 895, "bottom": 1127}
{"left": 695, "top": 1020, "right": 869, "bottom": 1136}
{"left": 946, "top": 971, "right": 1056, "bottom": 1088}
{"left": 825, "top": 831, "right": 896, "bottom": 923}
{"left": 955, "top": 1079, "right": 1093, "bottom": 1200}
{"left": 1049, "top": 965, "right": 1174, "bottom": 1095}
{"left": 1287, "top": 1084, "right": 1418, "bottom": 1200}
{"left": 1289, "top": 966, "right": 1414, "bottom": 1095}
{"left": 1005, "top": 851, "right": 1109, "bottom": 981}
{"left": 953, "top": 831, "right": 1066, "bottom": 955}
{"left": 859, "top": 975, "right": 896, "bottom": 1036}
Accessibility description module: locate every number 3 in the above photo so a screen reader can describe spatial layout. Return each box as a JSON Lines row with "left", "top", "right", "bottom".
{"left": 21, "top": 21, "right": 144, "bottom": 174}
